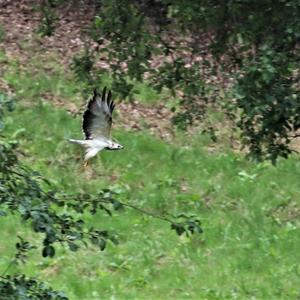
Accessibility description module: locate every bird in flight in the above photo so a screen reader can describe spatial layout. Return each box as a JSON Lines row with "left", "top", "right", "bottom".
{"left": 69, "top": 87, "right": 123, "bottom": 167}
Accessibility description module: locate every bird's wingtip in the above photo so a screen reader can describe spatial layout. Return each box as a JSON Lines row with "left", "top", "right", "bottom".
{"left": 93, "top": 88, "right": 98, "bottom": 97}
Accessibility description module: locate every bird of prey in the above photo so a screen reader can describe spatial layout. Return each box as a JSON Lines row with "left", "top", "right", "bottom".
{"left": 69, "top": 87, "right": 123, "bottom": 166}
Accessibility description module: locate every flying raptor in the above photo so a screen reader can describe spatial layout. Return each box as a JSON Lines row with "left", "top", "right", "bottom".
{"left": 69, "top": 87, "right": 123, "bottom": 166}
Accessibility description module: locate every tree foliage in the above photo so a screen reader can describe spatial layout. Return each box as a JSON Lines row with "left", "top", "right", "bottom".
{"left": 63, "top": 0, "right": 300, "bottom": 162}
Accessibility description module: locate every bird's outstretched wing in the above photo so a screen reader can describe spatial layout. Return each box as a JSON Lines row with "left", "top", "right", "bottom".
{"left": 82, "top": 87, "right": 115, "bottom": 140}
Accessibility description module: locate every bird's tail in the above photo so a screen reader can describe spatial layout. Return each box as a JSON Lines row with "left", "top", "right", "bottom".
{"left": 68, "top": 139, "right": 86, "bottom": 146}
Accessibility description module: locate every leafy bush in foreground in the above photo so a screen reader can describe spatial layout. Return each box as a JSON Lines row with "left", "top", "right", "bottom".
{"left": 0, "top": 92, "right": 202, "bottom": 298}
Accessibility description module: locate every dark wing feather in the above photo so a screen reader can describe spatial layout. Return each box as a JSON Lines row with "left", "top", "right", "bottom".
{"left": 82, "top": 87, "right": 115, "bottom": 140}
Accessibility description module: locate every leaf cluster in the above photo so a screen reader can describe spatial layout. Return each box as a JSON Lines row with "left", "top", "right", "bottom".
{"left": 36, "top": 0, "right": 63, "bottom": 37}
{"left": 0, "top": 141, "right": 119, "bottom": 257}
{"left": 171, "top": 214, "right": 203, "bottom": 237}
{"left": 0, "top": 274, "right": 67, "bottom": 300}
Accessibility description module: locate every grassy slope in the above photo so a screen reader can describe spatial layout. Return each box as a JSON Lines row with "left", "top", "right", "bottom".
{"left": 1, "top": 54, "right": 300, "bottom": 299}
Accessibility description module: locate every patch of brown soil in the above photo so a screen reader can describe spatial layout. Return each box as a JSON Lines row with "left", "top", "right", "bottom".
{"left": 117, "top": 101, "right": 174, "bottom": 140}
{"left": 0, "top": 0, "right": 92, "bottom": 67}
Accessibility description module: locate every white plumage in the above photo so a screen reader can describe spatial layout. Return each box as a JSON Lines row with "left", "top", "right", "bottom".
{"left": 69, "top": 87, "right": 123, "bottom": 164}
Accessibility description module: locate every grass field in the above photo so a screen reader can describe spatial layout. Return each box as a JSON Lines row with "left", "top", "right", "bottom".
{"left": 1, "top": 52, "right": 300, "bottom": 299}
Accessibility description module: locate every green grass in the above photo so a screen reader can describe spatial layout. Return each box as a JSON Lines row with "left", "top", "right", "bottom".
{"left": 132, "top": 81, "right": 162, "bottom": 105}
{"left": 1, "top": 102, "right": 300, "bottom": 299}
{"left": 0, "top": 24, "right": 5, "bottom": 42}
{"left": 3, "top": 52, "right": 163, "bottom": 109}
{"left": 1, "top": 50, "right": 300, "bottom": 299}
{"left": 3, "top": 60, "right": 80, "bottom": 103}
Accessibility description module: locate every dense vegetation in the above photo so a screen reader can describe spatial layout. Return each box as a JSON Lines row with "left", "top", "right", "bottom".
{"left": 67, "top": 0, "right": 300, "bottom": 162}
{"left": 1, "top": 1, "right": 300, "bottom": 299}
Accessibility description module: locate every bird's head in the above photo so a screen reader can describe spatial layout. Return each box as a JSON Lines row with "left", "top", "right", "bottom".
{"left": 107, "top": 141, "right": 124, "bottom": 150}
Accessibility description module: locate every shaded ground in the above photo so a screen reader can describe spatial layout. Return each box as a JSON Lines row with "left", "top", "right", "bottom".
{"left": 0, "top": 0, "right": 174, "bottom": 140}
{"left": 1, "top": 0, "right": 299, "bottom": 150}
